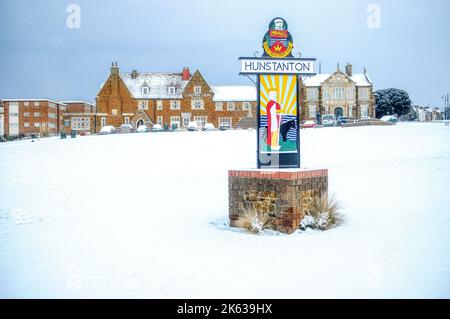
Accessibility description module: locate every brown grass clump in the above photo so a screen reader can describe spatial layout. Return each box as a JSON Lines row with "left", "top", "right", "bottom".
{"left": 235, "top": 208, "right": 275, "bottom": 234}
{"left": 300, "top": 194, "right": 343, "bottom": 231}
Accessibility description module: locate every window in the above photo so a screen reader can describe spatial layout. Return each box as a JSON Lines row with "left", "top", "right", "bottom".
{"left": 307, "top": 88, "right": 318, "bottom": 100}
{"left": 156, "top": 100, "right": 163, "bottom": 110}
{"left": 124, "top": 117, "right": 129, "bottom": 124}
{"left": 348, "top": 105, "right": 353, "bottom": 117}
{"left": 0, "top": 107, "right": 3, "bottom": 113}
{"left": 219, "top": 117, "right": 232, "bottom": 127}
{"left": 170, "top": 116, "right": 180, "bottom": 126}
{"left": 139, "top": 100, "right": 148, "bottom": 110}
{"left": 334, "top": 87, "right": 345, "bottom": 100}
{"left": 49, "top": 102, "right": 56, "bottom": 108}
{"left": 49, "top": 123, "right": 56, "bottom": 129}
{"left": 170, "top": 100, "right": 180, "bottom": 110}
{"left": 215, "top": 102, "right": 223, "bottom": 111}
{"left": 71, "top": 117, "right": 91, "bottom": 130}
{"left": 359, "top": 88, "right": 368, "bottom": 100}
{"left": 64, "top": 120, "right": 70, "bottom": 126}
{"left": 323, "top": 88, "right": 330, "bottom": 100}
{"left": 191, "top": 99, "right": 204, "bottom": 109}
{"left": 34, "top": 102, "right": 39, "bottom": 106}
{"left": 227, "top": 102, "right": 235, "bottom": 111}
{"left": 101, "top": 117, "right": 106, "bottom": 127}
{"left": 194, "top": 116, "right": 207, "bottom": 128}
{"left": 361, "top": 105, "right": 369, "bottom": 117}
{"left": 48, "top": 112, "right": 56, "bottom": 119}
{"left": 24, "top": 122, "right": 30, "bottom": 128}
{"left": 24, "top": 102, "right": 29, "bottom": 106}
{"left": 24, "top": 112, "right": 30, "bottom": 117}
{"left": 194, "top": 86, "right": 201, "bottom": 95}
{"left": 182, "top": 116, "right": 190, "bottom": 127}
{"left": 34, "top": 123, "right": 40, "bottom": 127}
{"left": 157, "top": 116, "right": 163, "bottom": 125}
{"left": 142, "top": 87, "right": 149, "bottom": 95}
{"left": 168, "top": 86, "right": 176, "bottom": 95}
{"left": 308, "top": 104, "right": 317, "bottom": 118}
{"left": 242, "top": 102, "right": 251, "bottom": 111}
{"left": 346, "top": 87, "right": 354, "bottom": 99}
{"left": 34, "top": 112, "right": 40, "bottom": 117}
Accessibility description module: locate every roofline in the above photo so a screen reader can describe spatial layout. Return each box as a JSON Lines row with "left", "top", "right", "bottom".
{"left": 1, "top": 98, "right": 67, "bottom": 105}
{"left": 61, "top": 101, "right": 96, "bottom": 107}
{"left": 213, "top": 99, "right": 256, "bottom": 102}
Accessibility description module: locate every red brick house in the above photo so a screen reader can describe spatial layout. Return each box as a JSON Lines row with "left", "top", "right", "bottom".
{"left": 62, "top": 101, "right": 96, "bottom": 134}
{"left": 95, "top": 63, "right": 256, "bottom": 131}
{"left": 0, "top": 99, "right": 66, "bottom": 137}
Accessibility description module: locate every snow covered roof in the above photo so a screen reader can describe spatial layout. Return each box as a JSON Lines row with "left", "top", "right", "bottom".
{"left": 211, "top": 86, "right": 257, "bottom": 102}
{"left": 120, "top": 72, "right": 189, "bottom": 99}
{"left": 302, "top": 72, "right": 373, "bottom": 87}
{"left": 1, "top": 98, "right": 67, "bottom": 105}
{"left": 62, "top": 101, "right": 96, "bottom": 107}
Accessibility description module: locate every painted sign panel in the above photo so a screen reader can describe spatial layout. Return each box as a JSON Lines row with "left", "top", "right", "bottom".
{"left": 239, "top": 57, "right": 315, "bottom": 75}
{"left": 262, "top": 18, "right": 293, "bottom": 58}
{"left": 257, "top": 74, "right": 299, "bottom": 168}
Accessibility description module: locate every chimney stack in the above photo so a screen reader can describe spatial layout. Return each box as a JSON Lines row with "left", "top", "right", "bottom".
{"left": 345, "top": 63, "right": 353, "bottom": 77}
{"left": 111, "top": 61, "right": 119, "bottom": 75}
{"left": 182, "top": 67, "right": 191, "bottom": 81}
{"left": 131, "top": 69, "right": 138, "bottom": 79}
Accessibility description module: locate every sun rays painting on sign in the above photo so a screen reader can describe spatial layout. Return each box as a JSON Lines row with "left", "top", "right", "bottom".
{"left": 259, "top": 74, "right": 298, "bottom": 154}
{"left": 239, "top": 17, "right": 316, "bottom": 168}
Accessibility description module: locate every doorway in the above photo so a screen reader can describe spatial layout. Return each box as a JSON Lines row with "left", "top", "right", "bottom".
{"left": 136, "top": 119, "right": 145, "bottom": 128}
{"left": 334, "top": 107, "right": 344, "bottom": 118}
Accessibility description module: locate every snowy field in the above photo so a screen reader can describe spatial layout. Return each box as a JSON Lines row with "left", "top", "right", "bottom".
{"left": 0, "top": 123, "right": 449, "bottom": 298}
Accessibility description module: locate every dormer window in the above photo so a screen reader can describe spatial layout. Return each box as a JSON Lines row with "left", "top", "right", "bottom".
{"left": 142, "top": 86, "right": 149, "bottom": 95}
{"left": 168, "top": 86, "right": 176, "bottom": 95}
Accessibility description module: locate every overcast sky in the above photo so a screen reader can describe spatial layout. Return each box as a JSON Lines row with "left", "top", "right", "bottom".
{"left": 0, "top": 0, "right": 449, "bottom": 106}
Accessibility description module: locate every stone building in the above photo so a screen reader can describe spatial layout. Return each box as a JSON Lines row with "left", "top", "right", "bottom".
{"left": 62, "top": 101, "right": 97, "bottom": 134}
{"left": 0, "top": 99, "right": 66, "bottom": 137}
{"left": 301, "top": 63, "right": 375, "bottom": 120}
{"left": 95, "top": 63, "right": 257, "bottom": 131}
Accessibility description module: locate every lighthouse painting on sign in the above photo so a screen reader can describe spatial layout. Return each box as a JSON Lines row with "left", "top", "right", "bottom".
{"left": 259, "top": 74, "right": 298, "bottom": 153}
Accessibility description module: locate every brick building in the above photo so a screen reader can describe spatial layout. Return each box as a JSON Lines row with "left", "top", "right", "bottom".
{"left": 62, "top": 101, "right": 97, "bottom": 134}
{"left": 95, "top": 63, "right": 257, "bottom": 130}
{"left": 301, "top": 63, "right": 375, "bottom": 120}
{"left": 0, "top": 99, "right": 66, "bottom": 137}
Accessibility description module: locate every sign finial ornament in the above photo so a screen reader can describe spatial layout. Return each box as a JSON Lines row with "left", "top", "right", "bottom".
{"left": 262, "top": 17, "right": 293, "bottom": 58}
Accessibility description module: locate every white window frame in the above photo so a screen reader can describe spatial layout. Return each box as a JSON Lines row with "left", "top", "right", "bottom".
{"left": 242, "top": 102, "right": 251, "bottom": 111}
{"left": 157, "top": 116, "right": 163, "bottom": 125}
{"left": 48, "top": 123, "right": 56, "bottom": 129}
{"left": 359, "top": 88, "right": 369, "bottom": 100}
{"left": 24, "top": 122, "right": 30, "bottom": 128}
{"left": 24, "top": 112, "right": 30, "bottom": 117}
{"left": 307, "top": 88, "right": 318, "bottom": 100}
{"left": 227, "top": 102, "right": 235, "bottom": 111}
{"left": 348, "top": 105, "right": 353, "bottom": 117}
{"left": 168, "top": 86, "right": 176, "bottom": 95}
{"left": 24, "top": 102, "right": 29, "bottom": 106}
{"left": 323, "top": 88, "right": 330, "bottom": 100}
{"left": 191, "top": 99, "right": 204, "bottom": 110}
{"left": 34, "top": 112, "right": 40, "bottom": 117}
{"left": 194, "top": 86, "right": 201, "bottom": 95}
{"left": 194, "top": 116, "right": 207, "bottom": 128}
{"left": 219, "top": 117, "right": 232, "bottom": 127}
{"left": 139, "top": 100, "right": 148, "bottom": 110}
{"left": 308, "top": 104, "right": 317, "bottom": 118}
{"left": 142, "top": 86, "right": 149, "bottom": 95}
{"left": 156, "top": 100, "right": 163, "bottom": 110}
{"left": 124, "top": 117, "right": 130, "bottom": 124}
{"left": 101, "top": 117, "right": 106, "bottom": 127}
{"left": 170, "top": 116, "right": 181, "bottom": 126}
{"left": 361, "top": 104, "right": 369, "bottom": 117}
{"left": 334, "top": 87, "right": 345, "bottom": 100}
{"left": 215, "top": 102, "right": 223, "bottom": 111}
{"left": 170, "top": 100, "right": 180, "bottom": 110}
{"left": 34, "top": 101, "right": 39, "bottom": 106}
{"left": 34, "top": 122, "right": 40, "bottom": 128}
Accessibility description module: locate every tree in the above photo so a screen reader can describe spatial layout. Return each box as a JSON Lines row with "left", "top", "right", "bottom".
{"left": 375, "top": 88, "right": 411, "bottom": 118}
{"left": 444, "top": 107, "right": 450, "bottom": 120}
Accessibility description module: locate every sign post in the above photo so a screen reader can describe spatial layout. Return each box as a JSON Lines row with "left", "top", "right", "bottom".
{"left": 239, "top": 17, "right": 316, "bottom": 169}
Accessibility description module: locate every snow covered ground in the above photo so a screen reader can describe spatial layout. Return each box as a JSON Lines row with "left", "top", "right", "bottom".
{"left": 0, "top": 123, "right": 449, "bottom": 298}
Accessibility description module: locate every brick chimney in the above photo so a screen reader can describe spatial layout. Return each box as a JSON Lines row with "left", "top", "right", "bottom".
{"left": 182, "top": 67, "right": 190, "bottom": 81}
{"left": 110, "top": 61, "right": 119, "bottom": 76}
{"left": 345, "top": 63, "right": 352, "bottom": 77}
{"left": 131, "top": 69, "right": 138, "bottom": 79}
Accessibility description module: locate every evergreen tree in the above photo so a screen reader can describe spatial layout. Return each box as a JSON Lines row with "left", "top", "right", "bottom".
{"left": 375, "top": 88, "right": 411, "bottom": 118}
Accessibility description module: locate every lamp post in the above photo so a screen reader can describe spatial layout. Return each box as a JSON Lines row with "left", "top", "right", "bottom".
{"left": 373, "top": 92, "right": 378, "bottom": 118}
{"left": 442, "top": 93, "right": 449, "bottom": 120}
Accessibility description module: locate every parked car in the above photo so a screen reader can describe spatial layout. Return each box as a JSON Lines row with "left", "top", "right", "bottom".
{"left": 322, "top": 114, "right": 336, "bottom": 127}
{"left": 187, "top": 121, "right": 198, "bottom": 131}
{"left": 99, "top": 125, "right": 115, "bottom": 134}
{"left": 380, "top": 115, "right": 398, "bottom": 124}
{"left": 119, "top": 124, "right": 133, "bottom": 133}
{"left": 219, "top": 124, "right": 231, "bottom": 131}
{"left": 337, "top": 117, "right": 356, "bottom": 126}
{"left": 203, "top": 123, "right": 215, "bottom": 131}
{"left": 302, "top": 120, "right": 316, "bottom": 128}
{"left": 360, "top": 115, "right": 371, "bottom": 121}
{"left": 137, "top": 125, "right": 148, "bottom": 133}
{"left": 152, "top": 124, "right": 163, "bottom": 132}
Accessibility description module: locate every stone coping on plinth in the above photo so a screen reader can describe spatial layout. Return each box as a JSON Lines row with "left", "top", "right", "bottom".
{"left": 228, "top": 168, "right": 328, "bottom": 179}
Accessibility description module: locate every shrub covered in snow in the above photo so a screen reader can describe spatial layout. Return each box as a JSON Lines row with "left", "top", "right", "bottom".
{"left": 300, "top": 194, "right": 342, "bottom": 231}
{"left": 235, "top": 208, "right": 275, "bottom": 234}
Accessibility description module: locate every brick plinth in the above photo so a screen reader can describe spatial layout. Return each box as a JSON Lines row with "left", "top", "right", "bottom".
{"left": 228, "top": 169, "right": 328, "bottom": 234}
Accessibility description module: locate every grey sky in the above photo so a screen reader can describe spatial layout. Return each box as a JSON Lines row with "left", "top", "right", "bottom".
{"left": 0, "top": 0, "right": 449, "bottom": 107}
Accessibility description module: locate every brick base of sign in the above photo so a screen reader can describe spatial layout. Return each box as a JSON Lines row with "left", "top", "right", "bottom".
{"left": 228, "top": 169, "right": 328, "bottom": 234}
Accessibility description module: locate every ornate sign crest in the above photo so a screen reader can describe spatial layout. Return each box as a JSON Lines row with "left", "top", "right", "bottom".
{"left": 262, "top": 17, "right": 293, "bottom": 58}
